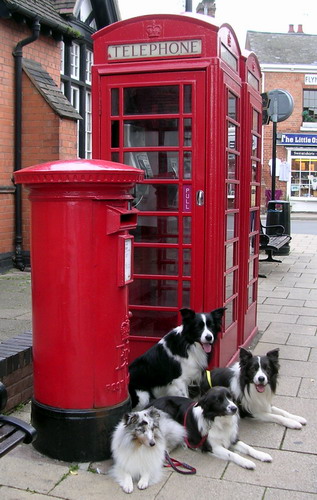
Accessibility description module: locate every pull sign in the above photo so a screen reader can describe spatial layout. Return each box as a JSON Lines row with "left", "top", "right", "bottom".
{"left": 118, "top": 235, "right": 134, "bottom": 286}
{"left": 196, "top": 190, "right": 204, "bottom": 206}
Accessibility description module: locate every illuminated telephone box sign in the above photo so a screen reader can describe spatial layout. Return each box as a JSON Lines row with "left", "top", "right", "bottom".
{"left": 108, "top": 39, "right": 202, "bottom": 61}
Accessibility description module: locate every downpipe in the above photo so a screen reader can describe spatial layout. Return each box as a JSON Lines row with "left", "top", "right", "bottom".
{"left": 12, "top": 18, "right": 41, "bottom": 271}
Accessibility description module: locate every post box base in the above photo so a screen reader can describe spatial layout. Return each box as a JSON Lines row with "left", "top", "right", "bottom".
{"left": 31, "top": 398, "right": 131, "bottom": 462}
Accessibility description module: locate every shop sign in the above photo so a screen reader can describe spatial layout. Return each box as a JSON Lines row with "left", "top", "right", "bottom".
{"left": 279, "top": 133, "right": 317, "bottom": 145}
{"left": 291, "top": 150, "right": 317, "bottom": 157}
{"left": 304, "top": 74, "right": 317, "bottom": 85}
{"left": 108, "top": 39, "right": 202, "bottom": 60}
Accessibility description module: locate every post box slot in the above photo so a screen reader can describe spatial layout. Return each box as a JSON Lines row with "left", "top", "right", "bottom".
{"left": 106, "top": 206, "right": 138, "bottom": 234}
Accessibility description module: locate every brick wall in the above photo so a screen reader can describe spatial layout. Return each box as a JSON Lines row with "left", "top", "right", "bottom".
{"left": 0, "top": 332, "right": 33, "bottom": 412}
{"left": 261, "top": 70, "right": 306, "bottom": 209}
{"left": 0, "top": 19, "right": 78, "bottom": 267}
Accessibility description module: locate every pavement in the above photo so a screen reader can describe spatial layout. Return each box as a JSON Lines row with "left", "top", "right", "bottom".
{"left": 0, "top": 232, "right": 317, "bottom": 499}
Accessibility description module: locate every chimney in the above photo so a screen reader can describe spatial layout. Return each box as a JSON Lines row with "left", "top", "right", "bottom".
{"left": 288, "top": 24, "right": 295, "bottom": 33}
{"left": 297, "top": 24, "right": 304, "bottom": 33}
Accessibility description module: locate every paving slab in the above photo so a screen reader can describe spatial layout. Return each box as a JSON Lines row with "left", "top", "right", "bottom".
{"left": 238, "top": 418, "right": 285, "bottom": 450}
{"left": 0, "top": 451, "right": 70, "bottom": 495}
{"left": 223, "top": 449, "right": 317, "bottom": 493}
{"left": 157, "top": 474, "right": 265, "bottom": 500}
{"left": 253, "top": 342, "right": 310, "bottom": 361}
{"left": 0, "top": 487, "right": 59, "bottom": 500}
{"left": 264, "top": 489, "right": 317, "bottom": 500}
{"left": 287, "top": 333, "right": 317, "bottom": 348}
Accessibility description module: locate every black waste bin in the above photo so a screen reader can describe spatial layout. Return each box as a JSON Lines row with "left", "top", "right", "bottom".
{"left": 266, "top": 200, "right": 291, "bottom": 255}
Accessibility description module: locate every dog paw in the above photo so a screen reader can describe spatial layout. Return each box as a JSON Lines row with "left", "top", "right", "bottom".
{"left": 122, "top": 479, "right": 133, "bottom": 494}
{"left": 286, "top": 420, "right": 302, "bottom": 430}
{"left": 240, "top": 458, "right": 256, "bottom": 470}
{"left": 297, "top": 416, "right": 307, "bottom": 425}
{"left": 138, "top": 478, "right": 149, "bottom": 490}
{"left": 258, "top": 452, "right": 272, "bottom": 462}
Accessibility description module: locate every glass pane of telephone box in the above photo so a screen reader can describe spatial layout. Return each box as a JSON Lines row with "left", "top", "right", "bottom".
{"left": 183, "top": 249, "right": 191, "bottom": 276}
{"left": 228, "top": 154, "right": 236, "bottom": 179}
{"left": 124, "top": 86, "right": 179, "bottom": 115}
{"left": 124, "top": 120, "right": 179, "bottom": 147}
{"left": 130, "top": 310, "right": 178, "bottom": 338}
{"left": 225, "top": 300, "right": 234, "bottom": 329}
{"left": 111, "top": 88, "right": 119, "bottom": 115}
{"left": 225, "top": 270, "right": 236, "bottom": 300}
{"left": 227, "top": 183, "right": 236, "bottom": 209}
{"left": 226, "top": 213, "right": 235, "bottom": 241}
{"left": 184, "top": 119, "right": 192, "bottom": 146}
{"left": 183, "top": 217, "right": 191, "bottom": 243}
{"left": 124, "top": 151, "right": 179, "bottom": 179}
{"left": 182, "top": 281, "right": 190, "bottom": 307}
{"left": 129, "top": 279, "right": 178, "bottom": 306}
{"left": 226, "top": 242, "right": 235, "bottom": 270}
{"left": 134, "top": 247, "right": 178, "bottom": 275}
{"left": 132, "top": 216, "right": 178, "bottom": 243}
{"left": 184, "top": 85, "right": 192, "bottom": 113}
{"left": 131, "top": 184, "right": 179, "bottom": 212}
{"left": 228, "top": 92, "right": 237, "bottom": 119}
{"left": 228, "top": 124, "right": 236, "bottom": 149}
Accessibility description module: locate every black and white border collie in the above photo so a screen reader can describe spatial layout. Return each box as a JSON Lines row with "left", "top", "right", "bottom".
{"left": 129, "top": 307, "right": 226, "bottom": 410}
{"left": 150, "top": 387, "right": 272, "bottom": 469}
{"left": 110, "top": 407, "right": 185, "bottom": 493}
{"left": 210, "top": 348, "right": 307, "bottom": 429}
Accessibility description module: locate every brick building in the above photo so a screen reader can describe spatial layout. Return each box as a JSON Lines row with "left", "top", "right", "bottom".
{"left": 247, "top": 26, "right": 317, "bottom": 213}
{"left": 0, "top": 0, "right": 119, "bottom": 271}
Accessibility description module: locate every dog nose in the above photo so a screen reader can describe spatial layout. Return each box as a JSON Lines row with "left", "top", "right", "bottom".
{"left": 205, "top": 334, "right": 213, "bottom": 342}
{"left": 258, "top": 376, "right": 265, "bottom": 384}
{"left": 150, "top": 441, "right": 156, "bottom": 447}
{"left": 229, "top": 405, "right": 237, "bottom": 414}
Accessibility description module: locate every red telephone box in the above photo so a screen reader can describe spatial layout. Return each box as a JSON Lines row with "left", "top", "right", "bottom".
{"left": 239, "top": 52, "right": 263, "bottom": 346}
{"left": 92, "top": 14, "right": 262, "bottom": 367}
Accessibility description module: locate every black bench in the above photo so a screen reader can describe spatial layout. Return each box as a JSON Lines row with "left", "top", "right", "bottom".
{"left": 260, "top": 222, "right": 291, "bottom": 263}
{"left": 0, "top": 382, "right": 37, "bottom": 458}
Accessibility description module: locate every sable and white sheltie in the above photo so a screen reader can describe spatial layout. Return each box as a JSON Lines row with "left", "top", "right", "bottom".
{"left": 150, "top": 387, "right": 272, "bottom": 469}
{"left": 110, "top": 407, "right": 185, "bottom": 493}
{"left": 129, "top": 307, "right": 226, "bottom": 410}
{"left": 209, "top": 348, "right": 307, "bottom": 429}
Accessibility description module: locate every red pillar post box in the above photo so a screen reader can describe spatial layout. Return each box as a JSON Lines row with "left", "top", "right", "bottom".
{"left": 14, "top": 159, "right": 143, "bottom": 461}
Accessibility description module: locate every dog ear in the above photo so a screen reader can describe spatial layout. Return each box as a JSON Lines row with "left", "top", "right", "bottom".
{"left": 267, "top": 349, "right": 279, "bottom": 361}
{"left": 148, "top": 407, "right": 161, "bottom": 423}
{"left": 210, "top": 307, "right": 226, "bottom": 331}
{"left": 239, "top": 347, "right": 252, "bottom": 363}
{"left": 124, "top": 413, "right": 139, "bottom": 426}
{"left": 180, "top": 308, "right": 195, "bottom": 321}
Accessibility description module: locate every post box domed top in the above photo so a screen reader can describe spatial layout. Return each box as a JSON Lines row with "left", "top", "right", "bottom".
{"left": 14, "top": 159, "right": 144, "bottom": 185}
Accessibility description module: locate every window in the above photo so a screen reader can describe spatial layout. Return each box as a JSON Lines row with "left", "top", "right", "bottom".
{"left": 61, "top": 41, "right": 92, "bottom": 159}
{"left": 85, "top": 91, "right": 92, "bottom": 159}
{"left": 71, "top": 43, "right": 80, "bottom": 80}
{"left": 303, "top": 90, "right": 317, "bottom": 122}
{"left": 290, "top": 155, "right": 317, "bottom": 198}
{"left": 86, "top": 50, "right": 93, "bottom": 84}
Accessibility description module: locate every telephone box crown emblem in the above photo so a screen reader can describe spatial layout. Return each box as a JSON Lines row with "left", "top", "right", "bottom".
{"left": 146, "top": 21, "right": 162, "bottom": 38}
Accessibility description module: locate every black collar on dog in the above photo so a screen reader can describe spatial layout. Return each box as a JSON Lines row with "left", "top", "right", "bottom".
{"left": 183, "top": 402, "right": 208, "bottom": 449}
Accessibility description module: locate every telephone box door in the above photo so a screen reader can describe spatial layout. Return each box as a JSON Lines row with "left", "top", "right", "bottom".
{"left": 100, "top": 71, "right": 206, "bottom": 358}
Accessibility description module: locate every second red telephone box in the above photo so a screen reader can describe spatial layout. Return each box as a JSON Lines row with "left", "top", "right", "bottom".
{"left": 92, "top": 13, "right": 262, "bottom": 367}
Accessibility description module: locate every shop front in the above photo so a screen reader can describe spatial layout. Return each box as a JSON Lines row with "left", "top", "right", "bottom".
{"left": 279, "top": 133, "right": 317, "bottom": 212}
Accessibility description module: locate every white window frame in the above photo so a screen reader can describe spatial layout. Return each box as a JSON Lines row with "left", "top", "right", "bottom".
{"left": 71, "top": 43, "right": 80, "bottom": 80}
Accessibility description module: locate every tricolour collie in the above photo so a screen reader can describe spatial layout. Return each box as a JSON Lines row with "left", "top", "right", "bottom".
{"left": 129, "top": 307, "right": 225, "bottom": 410}
{"left": 110, "top": 407, "right": 185, "bottom": 494}
{"left": 150, "top": 387, "right": 272, "bottom": 469}
{"left": 210, "top": 348, "right": 307, "bottom": 429}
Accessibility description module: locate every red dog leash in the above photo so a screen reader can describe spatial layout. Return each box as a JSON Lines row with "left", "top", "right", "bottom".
{"left": 164, "top": 451, "right": 196, "bottom": 474}
{"left": 164, "top": 401, "right": 208, "bottom": 474}
{"left": 183, "top": 402, "right": 208, "bottom": 449}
